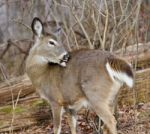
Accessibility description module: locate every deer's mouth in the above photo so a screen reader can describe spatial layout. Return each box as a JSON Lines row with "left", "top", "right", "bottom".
{"left": 47, "top": 53, "right": 70, "bottom": 67}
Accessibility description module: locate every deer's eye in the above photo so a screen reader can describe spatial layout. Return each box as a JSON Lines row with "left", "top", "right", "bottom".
{"left": 49, "top": 41, "right": 55, "bottom": 46}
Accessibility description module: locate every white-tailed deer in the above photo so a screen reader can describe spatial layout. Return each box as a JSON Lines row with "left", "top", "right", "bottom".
{"left": 26, "top": 17, "right": 134, "bottom": 134}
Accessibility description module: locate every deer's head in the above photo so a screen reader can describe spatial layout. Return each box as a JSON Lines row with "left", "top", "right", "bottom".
{"left": 31, "top": 17, "right": 69, "bottom": 67}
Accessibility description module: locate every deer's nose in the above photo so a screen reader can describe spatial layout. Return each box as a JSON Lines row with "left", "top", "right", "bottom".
{"left": 60, "top": 53, "right": 70, "bottom": 64}
{"left": 63, "top": 53, "right": 70, "bottom": 62}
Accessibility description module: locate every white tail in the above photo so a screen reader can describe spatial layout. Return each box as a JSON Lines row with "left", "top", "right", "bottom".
{"left": 26, "top": 18, "right": 135, "bottom": 134}
{"left": 106, "top": 62, "right": 134, "bottom": 88}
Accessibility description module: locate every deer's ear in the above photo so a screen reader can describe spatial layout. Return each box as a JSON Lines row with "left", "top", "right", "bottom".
{"left": 31, "top": 17, "right": 43, "bottom": 37}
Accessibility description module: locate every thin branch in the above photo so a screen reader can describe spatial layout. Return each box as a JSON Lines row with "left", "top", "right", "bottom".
{"left": 0, "top": 62, "right": 9, "bottom": 80}
{"left": 74, "top": 14, "right": 93, "bottom": 49}
{"left": 0, "top": 40, "right": 11, "bottom": 59}
{"left": 9, "top": 40, "right": 27, "bottom": 54}
{"left": 9, "top": 19, "right": 31, "bottom": 32}
{"left": 101, "top": 0, "right": 109, "bottom": 50}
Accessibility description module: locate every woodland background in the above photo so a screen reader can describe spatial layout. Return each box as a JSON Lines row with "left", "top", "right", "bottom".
{"left": 0, "top": 0, "right": 150, "bottom": 133}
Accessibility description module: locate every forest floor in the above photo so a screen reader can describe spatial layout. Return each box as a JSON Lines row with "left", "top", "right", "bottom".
{"left": 22, "top": 103, "right": 150, "bottom": 134}
{"left": 0, "top": 97, "right": 149, "bottom": 134}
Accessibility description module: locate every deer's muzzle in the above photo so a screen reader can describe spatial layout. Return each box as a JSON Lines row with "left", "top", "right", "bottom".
{"left": 60, "top": 53, "right": 70, "bottom": 67}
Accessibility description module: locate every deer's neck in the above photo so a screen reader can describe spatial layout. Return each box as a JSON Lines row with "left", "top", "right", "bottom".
{"left": 26, "top": 55, "right": 49, "bottom": 84}
{"left": 26, "top": 55, "right": 63, "bottom": 88}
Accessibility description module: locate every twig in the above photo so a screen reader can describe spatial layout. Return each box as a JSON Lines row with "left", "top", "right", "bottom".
{"left": 8, "top": 40, "right": 27, "bottom": 54}
{"left": 0, "top": 62, "right": 9, "bottom": 80}
{"left": 71, "top": 28, "right": 79, "bottom": 49}
{"left": 66, "top": 0, "right": 93, "bottom": 49}
{"left": 101, "top": 0, "right": 109, "bottom": 50}
{"left": 91, "top": 11, "right": 103, "bottom": 48}
{"left": 9, "top": 19, "right": 31, "bottom": 32}
{"left": 0, "top": 41, "right": 11, "bottom": 59}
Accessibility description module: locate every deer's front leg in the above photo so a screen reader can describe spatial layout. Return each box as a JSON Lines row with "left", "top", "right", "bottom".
{"left": 66, "top": 108, "right": 77, "bottom": 134}
{"left": 51, "top": 105, "right": 64, "bottom": 134}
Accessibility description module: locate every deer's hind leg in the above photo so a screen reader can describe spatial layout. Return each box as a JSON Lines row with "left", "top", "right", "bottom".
{"left": 82, "top": 98, "right": 117, "bottom": 134}
{"left": 81, "top": 86, "right": 117, "bottom": 134}
{"left": 51, "top": 104, "right": 64, "bottom": 134}
{"left": 99, "top": 91, "right": 119, "bottom": 134}
{"left": 94, "top": 103, "right": 117, "bottom": 134}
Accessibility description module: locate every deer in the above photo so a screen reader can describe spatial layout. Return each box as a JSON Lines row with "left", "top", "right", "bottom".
{"left": 26, "top": 17, "right": 134, "bottom": 134}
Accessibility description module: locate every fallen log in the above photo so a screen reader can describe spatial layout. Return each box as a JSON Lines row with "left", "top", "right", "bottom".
{"left": 116, "top": 42, "right": 150, "bottom": 69}
{"left": 0, "top": 75, "right": 35, "bottom": 105}
{"left": 116, "top": 42, "right": 150, "bottom": 56}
